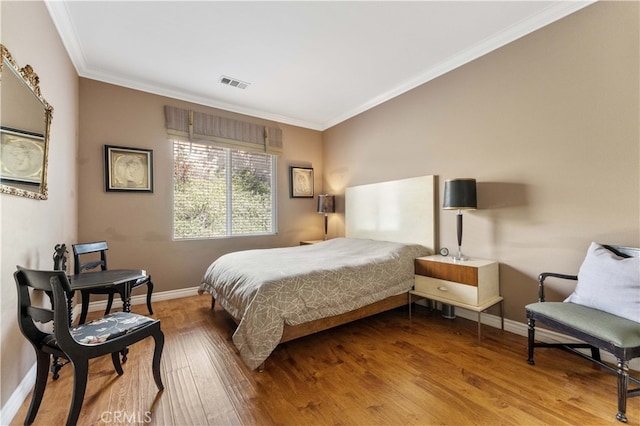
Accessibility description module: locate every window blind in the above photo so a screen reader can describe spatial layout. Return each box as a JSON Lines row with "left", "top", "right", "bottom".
{"left": 164, "top": 106, "right": 282, "bottom": 155}
{"left": 173, "top": 140, "right": 276, "bottom": 239}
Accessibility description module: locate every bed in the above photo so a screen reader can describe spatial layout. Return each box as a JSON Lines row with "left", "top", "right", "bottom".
{"left": 198, "top": 175, "right": 436, "bottom": 370}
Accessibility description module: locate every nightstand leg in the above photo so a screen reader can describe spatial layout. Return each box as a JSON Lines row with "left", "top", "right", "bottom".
{"left": 477, "top": 312, "right": 482, "bottom": 345}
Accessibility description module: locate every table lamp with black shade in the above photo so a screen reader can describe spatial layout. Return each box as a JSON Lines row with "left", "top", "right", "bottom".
{"left": 317, "top": 194, "right": 335, "bottom": 240}
{"left": 443, "top": 178, "right": 477, "bottom": 261}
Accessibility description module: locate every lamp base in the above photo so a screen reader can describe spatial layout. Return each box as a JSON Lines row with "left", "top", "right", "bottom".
{"left": 451, "top": 254, "right": 470, "bottom": 262}
{"left": 323, "top": 213, "right": 329, "bottom": 240}
{"left": 451, "top": 247, "right": 470, "bottom": 262}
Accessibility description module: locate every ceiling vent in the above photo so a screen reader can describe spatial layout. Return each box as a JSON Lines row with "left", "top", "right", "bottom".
{"left": 219, "top": 75, "right": 250, "bottom": 90}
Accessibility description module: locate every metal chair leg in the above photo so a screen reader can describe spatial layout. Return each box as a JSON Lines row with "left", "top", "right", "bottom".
{"left": 616, "top": 359, "right": 629, "bottom": 423}
{"left": 527, "top": 318, "right": 536, "bottom": 365}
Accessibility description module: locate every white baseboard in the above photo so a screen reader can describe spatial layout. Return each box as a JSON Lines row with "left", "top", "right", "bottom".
{"left": 4, "top": 291, "right": 637, "bottom": 424}
{"left": 2, "top": 286, "right": 200, "bottom": 425}
{"left": 74, "top": 286, "right": 200, "bottom": 317}
{"left": 0, "top": 363, "right": 36, "bottom": 426}
{"left": 444, "top": 304, "right": 640, "bottom": 372}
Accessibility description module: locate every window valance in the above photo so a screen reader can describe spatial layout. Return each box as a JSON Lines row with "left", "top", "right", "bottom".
{"left": 164, "top": 105, "right": 282, "bottom": 155}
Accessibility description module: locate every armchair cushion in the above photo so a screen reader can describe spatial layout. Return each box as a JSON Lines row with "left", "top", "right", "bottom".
{"left": 44, "top": 312, "right": 155, "bottom": 347}
{"left": 526, "top": 301, "right": 640, "bottom": 348}
{"left": 564, "top": 242, "right": 640, "bottom": 322}
{"left": 72, "top": 312, "right": 155, "bottom": 345}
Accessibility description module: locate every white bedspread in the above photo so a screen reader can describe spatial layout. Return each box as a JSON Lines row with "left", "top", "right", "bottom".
{"left": 199, "top": 238, "right": 429, "bottom": 369}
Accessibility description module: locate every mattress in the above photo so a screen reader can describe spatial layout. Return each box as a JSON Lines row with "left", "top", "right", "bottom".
{"left": 199, "top": 237, "right": 429, "bottom": 369}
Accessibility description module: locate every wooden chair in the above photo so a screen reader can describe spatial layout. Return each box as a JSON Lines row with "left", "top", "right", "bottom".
{"left": 72, "top": 241, "right": 154, "bottom": 324}
{"left": 14, "top": 266, "right": 164, "bottom": 426}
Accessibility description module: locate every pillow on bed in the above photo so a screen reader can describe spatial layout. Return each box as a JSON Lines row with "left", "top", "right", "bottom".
{"left": 564, "top": 242, "right": 640, "bottom": 323}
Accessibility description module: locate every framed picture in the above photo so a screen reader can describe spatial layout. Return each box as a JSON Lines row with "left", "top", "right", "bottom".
{"left": 0, "top": 127, "right": 45, "bottom": 186}
{"left": 104, "top": 145, "right": 153, "bottom": 192}
{"left": 290, "top": 166, "right": 314, "bottom": 198}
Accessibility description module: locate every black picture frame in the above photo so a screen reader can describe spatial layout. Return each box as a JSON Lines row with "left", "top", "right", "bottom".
{"left": 104, "top": 145, "right": 154, "bottom": 193}
{"left": 289, "top": 166, "right": 314, "bottom": 198}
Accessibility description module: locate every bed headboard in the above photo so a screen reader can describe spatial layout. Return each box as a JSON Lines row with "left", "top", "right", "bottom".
{"left": 345, "top": 175, "right": 436, "bottom": 250}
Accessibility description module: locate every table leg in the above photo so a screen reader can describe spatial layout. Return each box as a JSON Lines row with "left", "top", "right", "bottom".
{"left": 66, "top": 290, "right": 75, "bottom": 326}
{"left": 124, "top": 281, "right": 132, "bottom": 312}
{"left": 121, "top": 281, "right": 134, "bottom": 362}
{"left": 117, "top": 282, "right": 132, "bottom": 313}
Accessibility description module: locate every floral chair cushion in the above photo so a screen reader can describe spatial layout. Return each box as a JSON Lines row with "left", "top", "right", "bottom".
{"left": 43, "top": 312, "right": 155, "bottom": 347}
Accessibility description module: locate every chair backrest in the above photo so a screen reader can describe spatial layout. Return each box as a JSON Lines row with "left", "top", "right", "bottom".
{"left": 14, "top": 267, "right": 73, "bottom": 348}
{"left": 604, "top": 244, "right": 640, "bottom": 259}
{"left": 72, "top": 241, "right": 108, "bottom": 274}
{"left": 53, "top": 243, "right": 68, "bottom": 271}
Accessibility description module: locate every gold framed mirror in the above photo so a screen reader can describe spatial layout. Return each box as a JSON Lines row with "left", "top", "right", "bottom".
{"left": 0, "top": 44, "right": 53, "bottom": 200}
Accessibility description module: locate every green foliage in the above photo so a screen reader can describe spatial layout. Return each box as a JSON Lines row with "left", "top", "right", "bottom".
{"left": 173, "top": 143, "right": 273, "bottom": 239}
{"left": 173, "top": 175, "right": 227, "bottom": 238}
{"left": 233, "top": 168, "right": 270, "bottom": 196}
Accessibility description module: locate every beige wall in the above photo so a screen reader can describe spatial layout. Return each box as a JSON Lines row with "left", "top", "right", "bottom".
{"left": 323, "top": 1, "right": 639, "bottom": 323}
{"left": 1, "top": 0, "right": 79, "bottom": 411}
{"left": 2, "top": 0, "right": 638, "bottom": 418}
{"left": 78, "top": 79, "right": 323, "bottom": 295}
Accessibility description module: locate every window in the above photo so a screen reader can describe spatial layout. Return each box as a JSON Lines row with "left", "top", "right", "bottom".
{"left": 173, "top": 140, "right": 276, "bottom": 239}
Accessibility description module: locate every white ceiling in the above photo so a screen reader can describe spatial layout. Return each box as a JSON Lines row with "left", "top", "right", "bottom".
{"left": 46, "top": 1, "right": 594, "bottom": 131}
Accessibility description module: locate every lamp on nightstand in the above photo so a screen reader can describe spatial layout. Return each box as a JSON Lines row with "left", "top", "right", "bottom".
{"left": 317, "top": 194, "right": 335, "bottom": 240}
{"left": 443, "top": 178, "right": 477, "bottom": 261}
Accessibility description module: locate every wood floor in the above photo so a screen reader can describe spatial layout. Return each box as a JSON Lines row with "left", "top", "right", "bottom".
{"left": 11, "top": 295, "right": 639, "bottom": 425}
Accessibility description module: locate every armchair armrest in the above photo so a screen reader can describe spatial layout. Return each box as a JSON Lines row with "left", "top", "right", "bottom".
{"left": 537, "top": 272, "right": 578, "bottom": 302}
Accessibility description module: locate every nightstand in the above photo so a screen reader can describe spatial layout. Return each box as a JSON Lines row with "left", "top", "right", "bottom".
{"left": 410, "top": 255, "right": 503, "bottom": 343}
{"left": 300, "top": 240, "right": 324, "bottom": 245}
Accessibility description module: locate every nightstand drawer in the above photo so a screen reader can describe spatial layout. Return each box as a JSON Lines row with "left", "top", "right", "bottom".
{"left": 415, "top": 258, "right": 478, "bottom": 286}
{"left": 414, "top": 275, "right": 479, "bottom": 305}
{"left": 410, "top": 255, "right": 503, "bottom": 344}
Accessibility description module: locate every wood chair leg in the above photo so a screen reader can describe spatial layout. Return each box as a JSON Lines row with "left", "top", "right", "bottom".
{"left": 111, "top": 352, "right": 124, "bottom": 375}
{"left": 152, "top": 330, "right": 165, "bottom": 391}
{"left": 78, "top": 291, "right": 91, "bottom": 325}
{"left": 66, "top": 360, "right": 89, "bottom": 426}
{"left": 104, "top": 293, "right": 115, "bottom": 316}
{"left": 146, "top": 280, "right": 154, "bottom": 315}
{"left": 25, "top": 351, "right": 51, "bottom": 425}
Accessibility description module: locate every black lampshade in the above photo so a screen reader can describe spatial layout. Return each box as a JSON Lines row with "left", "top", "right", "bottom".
{"left": 443, "top": 179, "right": 477, "bottom": 210}
{"left": 317, "top": 194, "right": 335, "bottom": 214}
